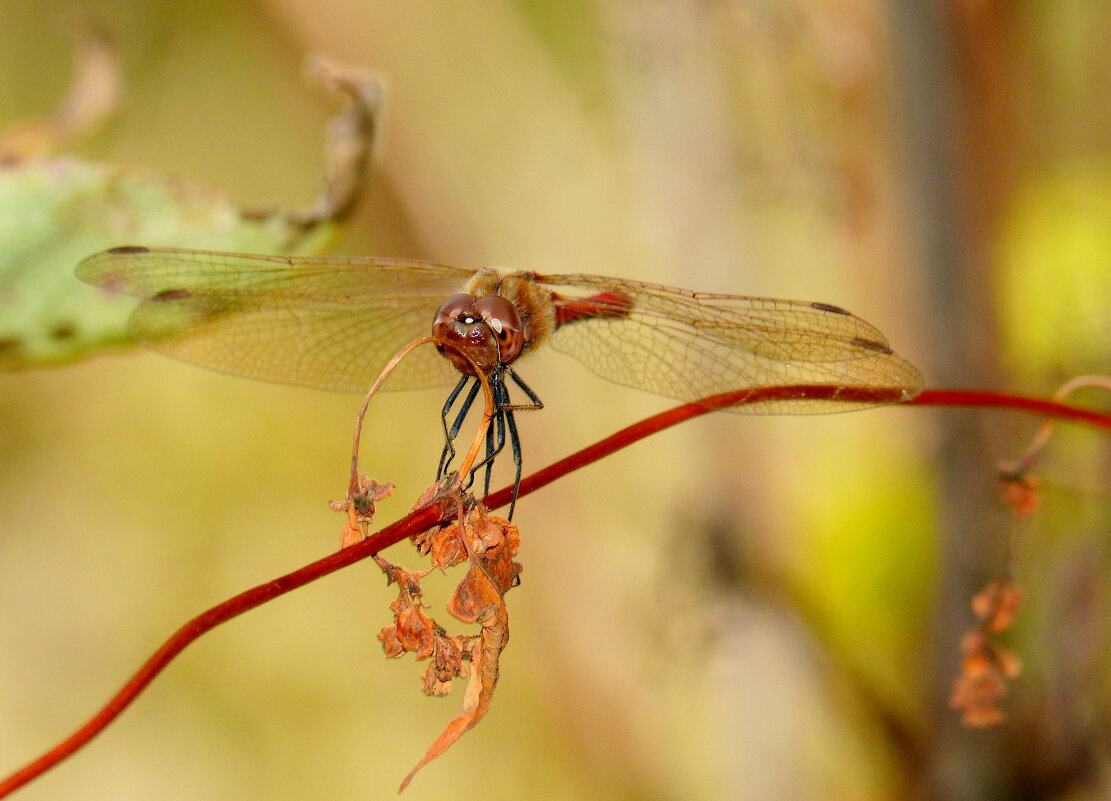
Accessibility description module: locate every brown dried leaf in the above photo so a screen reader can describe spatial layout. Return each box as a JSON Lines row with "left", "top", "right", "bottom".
{"left": 950, "top": 588, "right": 1025, "bottom": 727}
{"left": 374, "top": 555, "right": 437, "bottom": 660}
{"left": 950, "top": 671, "right": 1008, "bottom": 727}
{"left": 447, "top": 564, "right": 499, "bottom": 624}
{"left": 380, "top": 498, "right": 523, "bottom": 790}
{"left": 378, "top": 626, "right": 405, "bottom": 659}
{"left": 412, "top": 519, "right": 469, "bottom": 570}
{"left": 446, "top": 511, "right": 519, "bottom": 622}
{"left": 1000, "top": 472, "right": 1040, "bottom": 519}
{"left": 332, "top": 476, "right": 394, "bottom": 548}
{"left": 399, "top": 603, "right": 508, "bottom": 792}
{"left": 971, "top": 580, "right": 1023, "bottom": 634}
{"left": 477, "top": 514, "right": 522, "bottom": 594}
{"left": 392, "top": 604, "right": 436, "bottom": 660}
{"left": 421, "top": 632, "right": 469, "bottom": 696}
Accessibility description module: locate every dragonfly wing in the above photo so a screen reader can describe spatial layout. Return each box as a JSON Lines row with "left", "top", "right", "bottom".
{"left": 536, "top": 273, "right": 923, "bottom": 414}
{"left": 78, "top": 248, "right": 475, "bottom": 392}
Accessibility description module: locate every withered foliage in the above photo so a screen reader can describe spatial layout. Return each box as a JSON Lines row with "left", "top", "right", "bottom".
{"left": 949, "top": 458, "right": 1038, "bottom": 727}
{"left": 999, "top": 471, "right": 1040, "bottom": 519}
{"left": 374, "top": 494, "right": 522, "bottom": 792}
{"left": 949, "top": 580, "right": 1024, "bottom": 727}
{"left": 330, "top": 475, "right": 395, "bottom": 548}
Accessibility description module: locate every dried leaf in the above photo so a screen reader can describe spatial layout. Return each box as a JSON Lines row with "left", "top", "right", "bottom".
{"left": 395, "top": 504, "right": 521, "bottom": 790}
{"left": 378, "top": 496, "right": 523, "bottom": 790}
{"left": 421, "top": 632, "right": 469, "bottom": 696}
{"left": 332, "top": 476, "right": 394, "bottom": 548}
{"left": 950, "top": 671, "right": 1008, "bottom": 727}
{"left": 447, "top": 564, "right": 500, "bottom": 624}
{"left": 399, "top": 603, "right": 508, "bottom": 792}
{"left": 971, "top": 580, "right": 1023, "bottom": 634}
{"left": 412, "top": 518, "right": 469, "bottom": 570}
{"left": 374, "top": 556, "right": 437, "bottom": 661}
{"left": 477, "top": 515, "right": 523, "bottom": 594}
{"left": 391, "top": 604, "right": 437, "bottom": 660}
{"left": 950, "top": 581, "right": 1025, "bottom": 727}
{"left": 1000, "top": 472, "right": 1040, "bottom": 518}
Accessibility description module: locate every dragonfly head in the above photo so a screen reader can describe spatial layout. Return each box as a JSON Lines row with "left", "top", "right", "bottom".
{"left": 432, "top": 293, "right": 525, "bottom": 375}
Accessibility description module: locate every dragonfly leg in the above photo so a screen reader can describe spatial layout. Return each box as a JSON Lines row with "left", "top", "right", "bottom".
{"left": 437, "top": 375, "right": 469, "bottom": 476}
{"left": 438, "top": 376, "right": 482, "bottom": 480}
{"left": 483, "top": 375, "right": 510, "bottom": 496}
{"left": 504, "top": 407, "right": 524, "bottom": 519}
{"left": 506, "top": 369, "right": 544, "bottom": 411}
{"left": 438, "top": 369, "right": 539, "bottom": 519}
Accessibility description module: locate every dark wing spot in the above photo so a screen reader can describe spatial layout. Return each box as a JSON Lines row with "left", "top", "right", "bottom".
{"left": 152, "top": 288, "right": 191, "bottom": 302}
{"left": 811, "top": 301, "right": 851, "bottom": 315}
{"left": 107, "top": 245, "right": 150, "bottom": 255}
{"left": 852, "top": 336, "right": 894, "bottom": 355}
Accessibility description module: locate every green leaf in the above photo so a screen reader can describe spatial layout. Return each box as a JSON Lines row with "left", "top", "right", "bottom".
{"left": 0, "top": 52, "right": 380, "bottom": 370}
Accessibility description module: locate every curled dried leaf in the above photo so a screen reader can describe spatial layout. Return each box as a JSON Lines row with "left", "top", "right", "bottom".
{"left": 389, "top": 604, "right": 437, "bottom": 660}
{"left": 412, "top": 518, "right": 469, "bottom": 570}
{"left": 374, "top": 555, "right": 437, "bottom": 661}
{"left": 447, "top": 564, "right": 500, "bottom": 624}
{"left": 392, "top": 503, "right": 522, "bottom": 790}
{"left": 477, "top": 514, "right": 522, "bottom": 594}
{"left": 331, "top": 475, "right": 394, "bottom": 548}
{"left": 421, "top": 632, "right": 470, "bottom": 696}
{"left": 400, "top": 602, "right": 509, "bottom": 792}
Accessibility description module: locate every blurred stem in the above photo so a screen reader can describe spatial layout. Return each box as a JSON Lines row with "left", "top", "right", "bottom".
{"left": 888, "top": 2, "right": 1027, "bottom": 798}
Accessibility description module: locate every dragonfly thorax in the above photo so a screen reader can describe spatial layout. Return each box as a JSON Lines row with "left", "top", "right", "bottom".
{"left": 433, "top": 292, "right": 525, "bottom": 375}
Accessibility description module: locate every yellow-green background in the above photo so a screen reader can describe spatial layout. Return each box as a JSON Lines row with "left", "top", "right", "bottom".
{"left": 2, "top": 2, "right": 1109, "bottom": 799}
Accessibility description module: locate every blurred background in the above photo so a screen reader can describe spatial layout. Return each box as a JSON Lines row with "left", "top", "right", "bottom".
{"left": 1, "top": 1, "right": 1110, "bottom": 799}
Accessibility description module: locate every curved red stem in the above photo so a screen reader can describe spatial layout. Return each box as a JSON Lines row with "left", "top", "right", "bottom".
{"left": 3, "top": 385, "right": 1110, "bottom": 797}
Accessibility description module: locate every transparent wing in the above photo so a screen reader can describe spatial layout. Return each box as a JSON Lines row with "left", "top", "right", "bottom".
{"left": 78, "top": 247, "right": 476, "bottom": 392}
{"left": 534, "top": 272, "right": 923, "bottom": 414}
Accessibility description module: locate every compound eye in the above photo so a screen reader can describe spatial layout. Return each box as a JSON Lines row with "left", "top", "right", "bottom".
{"left": 473, "top": 295, "right": 525, "bottom": 363}
{"left": 434, "top": 293, "right": 479, "bottom": 324}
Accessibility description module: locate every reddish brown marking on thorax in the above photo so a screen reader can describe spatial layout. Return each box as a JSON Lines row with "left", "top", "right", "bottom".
{"left": 552, "top": 291, "right": 634, "bottom": 328}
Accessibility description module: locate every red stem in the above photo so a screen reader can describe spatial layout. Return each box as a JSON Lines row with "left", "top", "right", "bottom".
{"left": 2, "top": 385, "right": 1109, "bottom": 797}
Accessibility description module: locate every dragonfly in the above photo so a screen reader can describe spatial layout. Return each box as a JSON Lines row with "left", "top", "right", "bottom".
{"left": 77, "top": 246, "right": 924, "bottom": 515}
